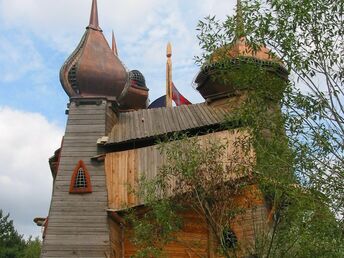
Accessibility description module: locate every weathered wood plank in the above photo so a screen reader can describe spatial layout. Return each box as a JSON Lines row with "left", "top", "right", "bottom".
{"left": 105, "top": 130, "right": 251, "bottom": 211}
{"left": 65, "top": 125, "right": 105, "bottom": 134}
{"left": 43, "top": 101, "right": 112, "bottom": 257}
{"left": 54, "top": 180, "right": 106, "bottom": 188}
{"left": 68, "top": 109, "right": 107, "bottom": 115}
{"left": 64, "top": 132, "right": 106, "bottom": 137}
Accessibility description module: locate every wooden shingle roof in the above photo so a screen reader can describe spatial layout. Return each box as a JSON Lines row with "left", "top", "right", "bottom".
{"left": 107, "top": 103, "right": 228, "bottom": 145}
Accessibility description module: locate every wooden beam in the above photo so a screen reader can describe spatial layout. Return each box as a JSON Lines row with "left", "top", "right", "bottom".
{"left": 166, "top": 42, "right": 173, "bottom": 107}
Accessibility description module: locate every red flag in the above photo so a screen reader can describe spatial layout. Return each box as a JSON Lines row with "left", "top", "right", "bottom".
{"left": 172, "top": 82, "right": 191, "bottom": 106}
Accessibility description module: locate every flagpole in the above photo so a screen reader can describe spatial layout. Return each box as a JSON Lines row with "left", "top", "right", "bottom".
{"left": 166, "top": 42, "right": 173, "bottom": 107}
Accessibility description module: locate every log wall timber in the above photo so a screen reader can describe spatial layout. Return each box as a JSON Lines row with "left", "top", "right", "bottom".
{"left": 42, "top": 99, "right": 116, "bottom": 258}
{"left": 109, "top": 219, "right": 123, "bottom": 258}
{"left": 109, "top": 187, "right": 268, "bottom": 258}
{"left": 105, "top": 130, "right": 254, "bottom": 211}
{"left": 124, "top": 210, "right": 209, "bottom": 258}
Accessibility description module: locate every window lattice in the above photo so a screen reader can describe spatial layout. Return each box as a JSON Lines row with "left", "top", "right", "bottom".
{"left": 69, "top": 160, "right": 92, "bottom": 194}
{"left": 74, "top": 168, "right": 87, "bottom": 188}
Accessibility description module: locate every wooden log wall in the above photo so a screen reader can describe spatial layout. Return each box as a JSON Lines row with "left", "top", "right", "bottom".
{"left": 123, "top": 209, "right": 209, "bottom": 258}
{"left": 41, "top": 99, "right": 116, "bottom": 258}
{"left": 105, "top": 130, "right": 254, "bottom": 211}
{"left": 109, "top": 188, "right": 269, "bottom": 258}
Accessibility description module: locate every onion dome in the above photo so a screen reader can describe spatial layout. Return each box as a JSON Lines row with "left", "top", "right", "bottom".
{"left": 195, "top": 0, "right": 288, "bottom": 102}
{"left": 118, "top": 70, "right": 149, "bottom": 110}
{"left": 60, "top": 0, "right": 148, "bottom": 110}
{"left": 129, "top": 70, "right": 147, "bottom": 88}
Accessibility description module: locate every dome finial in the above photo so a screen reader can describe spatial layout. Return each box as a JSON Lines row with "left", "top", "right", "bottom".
{"left": 88, "top": 0, "right": 102, "bottom": 31}
{"left": 235, "top": 0, "right": 245, "bottom": 38}
{"left": 112, "top": 30, "right": 119, "bottom": 56}
{"left": 166, "top": 42, "right": 173, "bottom": 107}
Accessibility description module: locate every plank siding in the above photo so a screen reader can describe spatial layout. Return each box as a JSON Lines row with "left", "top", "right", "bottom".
{"left": 105, "top": 130, "right": 253, "bottom": 211}
{"left": 42, "top": 100, "right": 116, "bottom": 258}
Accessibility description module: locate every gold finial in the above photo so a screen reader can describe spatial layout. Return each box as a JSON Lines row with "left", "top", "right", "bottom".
{"left": 166, "top": 42, "right": 172, "bottom": 58}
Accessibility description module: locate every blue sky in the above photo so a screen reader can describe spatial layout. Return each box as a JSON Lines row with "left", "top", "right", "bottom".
{"left": 0, "top": 0, "right": 236, "bottom": 238}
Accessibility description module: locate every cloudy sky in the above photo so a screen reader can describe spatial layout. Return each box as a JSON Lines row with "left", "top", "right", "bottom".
{"left": 0, "top": 0, "right": 237, "bottom": 238}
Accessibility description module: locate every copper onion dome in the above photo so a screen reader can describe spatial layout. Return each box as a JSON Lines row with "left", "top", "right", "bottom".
{"left": 60, "top": 0, "right": 149, "bottom": 110}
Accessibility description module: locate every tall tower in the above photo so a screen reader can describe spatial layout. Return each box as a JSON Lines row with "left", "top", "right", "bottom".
{"left": 41, "top": 1, "right": 148, "bottom": 257}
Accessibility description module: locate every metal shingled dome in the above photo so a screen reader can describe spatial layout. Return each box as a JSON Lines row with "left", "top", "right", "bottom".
{"left": 129, "top": 70, "right": 147, "bottom": 88}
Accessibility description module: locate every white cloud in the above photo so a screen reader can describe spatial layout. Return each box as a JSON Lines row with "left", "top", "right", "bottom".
{"left": 0, "top": 107, "right": 63, "bottom": 238}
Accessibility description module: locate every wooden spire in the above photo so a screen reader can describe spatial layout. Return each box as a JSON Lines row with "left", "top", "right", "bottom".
{"left": 88, "top": 0, "right": 102, "bottom": 31}
{"left": 112, "top": 30, "right": 118, "bottom": 56}
{"left": 166, "top": 42, "right": 173, "bottom": 107}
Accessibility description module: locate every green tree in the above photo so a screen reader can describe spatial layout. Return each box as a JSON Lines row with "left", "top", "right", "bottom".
{"left": 0, "top": 210, "right": 26, "bottom": 258}
{"left": 194, "top": 0, "right": 344, "bottom": 257}
{"left": 23, "top": 237, "right": 41, "bottom": 258}
{"left": 0, "top": 210, "right": 41, "bottom": 258}
{"left": 196, "top": 0, "right": 344, "bottom": 220}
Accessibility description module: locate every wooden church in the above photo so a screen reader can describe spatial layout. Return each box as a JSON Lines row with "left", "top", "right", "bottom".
{"left": 38, "top": 0, "right": 288, "bottom": 257}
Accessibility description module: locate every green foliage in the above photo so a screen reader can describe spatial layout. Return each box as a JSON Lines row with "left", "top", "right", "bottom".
{"left": 196, "top": 0, "right": 344, "bottom": 217}
{"left": 0, "top": 210, "right": 41, "bottom": 258}
{"left": 0, "top": 210, "right": 26, "bottom": 258}
{"left": 22, "top": 237, "right": 41, "bottom": 258}
{"left": 269, "top": 196, "right": 343, "bottom": 258}
{"left": 216, "top": 63, "right": 343, "bottom": 257}
{"left": 125, "top": 197, "right": 182, "bottom": 258}
{"left": 195, "top": 0, "right": 344, "bottom": 257}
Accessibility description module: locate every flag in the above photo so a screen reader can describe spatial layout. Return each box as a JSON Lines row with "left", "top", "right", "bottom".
{"left": 148, "top": 83, "right": 191, "bottom": 109}
{"left": 172, "top": 82, "right": 191, "bottom": 106}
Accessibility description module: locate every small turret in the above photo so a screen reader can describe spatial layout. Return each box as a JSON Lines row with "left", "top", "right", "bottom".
{"left": 195, "top": 0, "right": 288, "bottom": 102}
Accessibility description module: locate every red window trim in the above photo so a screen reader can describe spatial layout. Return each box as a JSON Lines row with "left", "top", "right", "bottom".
{"left": 69, "top": 160, "right": 92, "bottom": 194}
{"left": 43, "top": 218, "right": 48, "bottom": 239}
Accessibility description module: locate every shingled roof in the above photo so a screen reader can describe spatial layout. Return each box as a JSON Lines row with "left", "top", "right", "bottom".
{"left": 107, "top": 103, "right": 229, "bottom": 145}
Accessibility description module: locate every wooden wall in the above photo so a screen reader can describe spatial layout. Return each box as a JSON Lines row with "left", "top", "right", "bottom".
{"left": 109, "top": 218, "right": 123, "bottom": 258}
{"left": 105, "top": 128, "right": 269, "bottom": 257}
{"left": 123, "top": 209, "right": 209, "bottom": 258}
{"left": 108, "top": 186, "right": 269, "bottom": 258}
{"left": 41, "top": 100, "right": 115, "bottom": 258}
{"left": 105, "top": 130, "right": 254, "bottom": 211}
